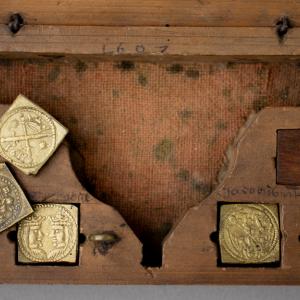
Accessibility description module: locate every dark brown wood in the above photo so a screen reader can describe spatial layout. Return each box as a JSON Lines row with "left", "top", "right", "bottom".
{"left": 277, "top": 129, "right": 300, "bottom": 186}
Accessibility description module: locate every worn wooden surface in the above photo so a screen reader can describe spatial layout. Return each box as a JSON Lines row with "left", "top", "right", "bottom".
{"left": 0, "top": 105, "right": 149, "bottom": 284}
{"left": 0, "top": 0, "right": 299, "bottom": 27}
{"left": 0, "top": 105, "right": 300, "bottom": 284}
{"left": 277, "top": 129, "right": 300, "bottom": 186}
{"left": 0, "top": 25, "right": 300, "bottom": 61}
{"left": 163, "top": 108, "right": 300, "bottom": 284}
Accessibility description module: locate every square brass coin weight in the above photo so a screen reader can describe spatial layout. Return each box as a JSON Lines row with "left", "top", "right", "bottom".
{"left": 17, "top": 204, "right": 78, "bottom": 264}
{"left": 0, "top": 163, "right": 33, "bottom": 232}
{"left": 219, "top": 204, "right": 280, "bottom": 264}
{"left": 0, "top": 94, "right": 68, "bottom": 175}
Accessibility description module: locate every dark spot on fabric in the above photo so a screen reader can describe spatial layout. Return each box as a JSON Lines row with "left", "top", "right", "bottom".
{"left": 257, "top": 66, "right": 268, "bottom": 77}
{"left": 128, "top": 171, "right": 133, "bottom": 178}
{"left": 138, "top": 74, "right": 148, "bottom": 86}
{"left": 99, "top": 192, "right": 112, "bottom": 203}
{"left": 96, "top": 127, "right": 104, "bottom": 136}
{"left": 179, "top": 109, "right": 193, "bottom": 121}
{"left": 208, "top": 135, "right": 218, "bottom": 146}
{"left": 25, "top": 59, "right": 48, "bottom": 66}
{"left": 90, "top": 231, "right": 121, "bottom": 256}
{"left": 226, "top": 62, "right": 237, "bottom": 69}
{"left": 116, "top": 61, "right": 135, "bottom": 71}
{"left": 50, "top": 95, "right": 61, "bottom": 101}
{"left": 192, "top": 179, "right": 212, "bottom": 196}
{"left": 252, "top": 96, "right": 268, "bottom": 112}
{"left": 216, "top": 120, "right": 228, "bottom": 130}
{"left": 185, "top": 69, "right": 200, "bottom": 79}
{"left": 279, "top": 87, "right": 289, "bottom": 102}
{"left": 112, "top": 89, "right": 120, "bottom": 98}
{"left": 48, "top": 65, "right": 61, "bottom": 82}
{"left": 160, "top": 222, "right": 173, "bottom": 236}
{"left": 177, "top": 169, "right": 190, "bottom": 181}
{"left": 96, "top": 123, "right": 105, "bottom": 136}
{"left": 0, "top": 59, "right": 12, "bottom": 67}
{"left": 166, "top": 64, "right": 183, "bottom": 74}
{"left": 154, "top": 138, "right": 174, "bottom": 162}
{"left": 222, "top": 88, "right": 232, "bottom": 98}
{"left": 69, "top": 116, "right": 78, "bottom": 125}
{"left": 74, "top": 60, "right": 88, "bottom": 73}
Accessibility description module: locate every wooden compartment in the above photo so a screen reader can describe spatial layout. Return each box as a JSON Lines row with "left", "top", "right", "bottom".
{"left": 0, "top": 0, "right": 300, "bottom": 285}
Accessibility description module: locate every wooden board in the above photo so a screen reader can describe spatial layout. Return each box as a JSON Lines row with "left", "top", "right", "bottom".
{"left": 1, "top": 25, "right": 300, "bottom": 61}
{"left": 163, "top": 108, "right": 300, "bottom": 285}
{"left": 277, "top": 129, "right": 300, "bottom": 186}
{"left": 1, "top": 104, "right": 300, "bottom": 284}
{"left": 0, "top": 0, "right": 299, "bottom": 27}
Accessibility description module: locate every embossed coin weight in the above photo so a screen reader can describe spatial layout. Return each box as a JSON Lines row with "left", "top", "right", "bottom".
{"left": 0, "top": 94, "right": 68, "bottom": 175}
{"left": 17, "top": 204, "right": 78, "bottom": 263}
{"left": 219, "top": 204, "right": 280, "bottom": 264}
{"left": 0, "top": 163, "right": 33, "bottom": 233}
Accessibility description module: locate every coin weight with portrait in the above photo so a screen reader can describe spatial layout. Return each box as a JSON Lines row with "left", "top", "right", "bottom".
{"left": 17, "top": 204, "right": 78, "bottom": 263}
{"left": 219, "top": 204, "right": 280, "bottom": 264}
{"left": 0, "top": 94, "right": 68, "bottom": 175}
{"left": 0, "top": 163, "right": 33, "bottom": 232}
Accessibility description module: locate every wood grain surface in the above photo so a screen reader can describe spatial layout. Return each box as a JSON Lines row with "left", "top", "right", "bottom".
{"left": 0, "top": 105, "right": 300, "bottom": 284}
{"left": 0, "top": 25, "right": 300, "bottom": 61}
{"left": 277, "top": 129, "right": 300, "bottom": 186}
{"left": 0, "top": 0, "right": 299, "bottom": 27}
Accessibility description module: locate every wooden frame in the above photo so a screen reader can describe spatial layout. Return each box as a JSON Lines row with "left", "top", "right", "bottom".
{"left": 0, "top": 0, "right": 300, "bottom": 285}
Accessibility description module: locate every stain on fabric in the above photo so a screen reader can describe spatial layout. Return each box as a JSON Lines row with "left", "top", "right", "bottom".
{"left": 69, "top": 116, "right": 78, "bottom": 125}
{"left": 167, "top": 64, "right": 183, "bottom": 74}
{"left": 252, "top": 96, "right": 268, "bottom": 112}
{"left": 179, "top": 109, "right": 193, "bottom": 122}
{"left": 116, "top": 61, "right": 135, "bottom": 71}
{"left": 160, "top": 222, "right": 173, "bottom": 236}
{"left": 48, "top": 65, "right": 61, "bottom": 82}
{"left": 74, "top": 60, "right": 88, "bottom": 73}
{"left": 279, "top": 87, "right": 289, "bottom": 102}
{"left": 0, "top": 59, "right": 12, "bottom": 67}
{"left": 138, "top": 74, "right": 148, "bottom": 86}
{"left": 154, "top": 139, "right": 174, "bottom": 162}
{"left": 176, "top": 169, "right": 190, "bottom": 181}
{"left": 50, "top": 95, "right": 61, "bottom": 101}
{"left": 112, "top": 89, "right": 120, "bottom": 98}
{"left": 192, "top": 179, "right": 212, "bottom": 196}
{"left": 185, "top": 69, "right": 200, "bottom": 79}
{"left": 222, "top": 88, "right": 232, "bottom": 98}
{"left": 216, "top": 120, "right": 228, "bottom": 130}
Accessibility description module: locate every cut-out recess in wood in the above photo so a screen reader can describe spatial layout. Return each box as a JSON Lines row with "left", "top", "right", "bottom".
{"left": 277, "top": 129, "right": 300, "bottom": 186}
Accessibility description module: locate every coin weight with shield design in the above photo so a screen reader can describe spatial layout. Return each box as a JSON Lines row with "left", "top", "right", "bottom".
{"left": 0, "top": 95, "right": 68, "bottom": 175}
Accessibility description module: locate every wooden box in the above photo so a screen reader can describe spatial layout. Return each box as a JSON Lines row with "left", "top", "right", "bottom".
{"left": 0, "top": 0, "right": 300, "bottom": 285}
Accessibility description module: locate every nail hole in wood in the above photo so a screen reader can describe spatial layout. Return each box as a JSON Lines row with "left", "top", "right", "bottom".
{"left": 276, "top": 16, "right": 292, "bottom": 42}
{"left": 7, "top": 13, "right": 24, "bottom": 34}
{"left": 7, "top": 230, "right": 17, "bottom": 242}
{"left": 209, "top": 231, "right": 218, "bottom": 244}
{"left": 79, "top": 233, "right": 86, "bottom": 244}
